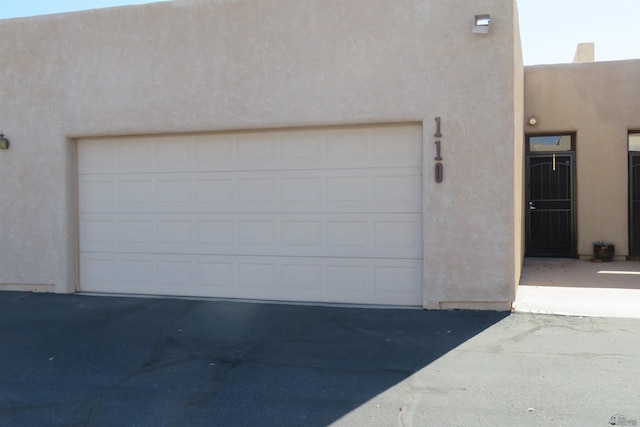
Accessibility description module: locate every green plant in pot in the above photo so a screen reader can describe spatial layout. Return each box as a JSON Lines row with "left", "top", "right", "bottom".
{"left": 593, "top": 241, "right": 615, "bottom": 262}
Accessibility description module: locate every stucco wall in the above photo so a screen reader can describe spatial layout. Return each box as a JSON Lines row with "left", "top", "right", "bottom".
{"left": 524, "top": 60, "right": 640, "bottom": 259}
{"left": 0, "top": 0, "right": 520, "bottom": 309}
{"left": 512, "top": 1, "right": 525, "bottom": 295}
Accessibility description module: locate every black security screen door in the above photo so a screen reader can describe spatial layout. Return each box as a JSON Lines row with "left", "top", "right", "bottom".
{"left": 630, "top": 153, "right": 640, "bottom": 256}
{"left": 526, "top": 153, "right": 576, "bottom": 257}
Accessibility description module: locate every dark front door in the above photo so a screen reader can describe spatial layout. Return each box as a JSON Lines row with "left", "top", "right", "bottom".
{"left": 526, "top": 153, "right": 576, "bottom": 257}
{"left": 630, "top": 153, "right": 640, "bottom": 256}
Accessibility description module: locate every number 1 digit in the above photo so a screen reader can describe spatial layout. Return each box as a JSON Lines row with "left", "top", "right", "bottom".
{"left": 434, "top": 141, "right": 442, "bottom": 161}
{"left": 434, "top": 117, "right": 442, "bottom": 137}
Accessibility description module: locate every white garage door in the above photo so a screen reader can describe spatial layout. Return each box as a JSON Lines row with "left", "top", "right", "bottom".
{"left": 78, "top": 124, "right": 423, "bottom": 306}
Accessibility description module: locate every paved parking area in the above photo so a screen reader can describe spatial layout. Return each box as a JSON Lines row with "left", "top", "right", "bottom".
{"left": 0, "top": 292, "right": 638, "bottom": 426}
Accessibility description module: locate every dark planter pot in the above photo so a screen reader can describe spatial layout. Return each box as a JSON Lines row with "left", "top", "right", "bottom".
{"left": 593, "top": 244, "right": 615, "bottom": 262}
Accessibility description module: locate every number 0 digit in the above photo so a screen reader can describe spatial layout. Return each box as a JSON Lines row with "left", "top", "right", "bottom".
{"left": 435, "top": 162, "right": 443, "bottom": 183}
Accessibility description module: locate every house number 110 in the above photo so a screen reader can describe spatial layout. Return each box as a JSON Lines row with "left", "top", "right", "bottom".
{"left": 434, "top": 117, "right": 443, "bottom": 183}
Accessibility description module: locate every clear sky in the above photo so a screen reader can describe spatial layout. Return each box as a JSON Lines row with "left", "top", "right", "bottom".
{"left": 1, "top": 0, "right": 639, "bottom": 66}
{"left": 517, "top": 0, "right": 640, "bottom": 65}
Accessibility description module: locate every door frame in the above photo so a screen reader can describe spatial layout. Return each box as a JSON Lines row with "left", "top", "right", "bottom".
{"left": 629, "top": 151, "right": 640, "bottom": 257}
{"left": 525, "top": 133, "right": 577, "bottom": 258}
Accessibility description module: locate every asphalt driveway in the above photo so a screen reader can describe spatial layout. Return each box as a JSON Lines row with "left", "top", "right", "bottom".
{"left": 0, "top": 292, "right": 638, "bottom": 426}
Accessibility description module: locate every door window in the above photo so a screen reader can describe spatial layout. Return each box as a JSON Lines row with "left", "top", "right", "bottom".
{"left": 630, "top": 132, "right": 640, "bottom": 256}
{"left": 528, "top": 135, "right": 573, "bottom": 152}
{"left": 629, "top": 133, "right": 640, "bottom": 151}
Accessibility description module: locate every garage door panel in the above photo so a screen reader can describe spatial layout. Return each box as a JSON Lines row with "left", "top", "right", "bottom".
{"left": 77, "top": 139, "right": 116, "bottom": 173}
{"left": 157, "top": 220, "right": 192, "bottom": 245}
{"left": 281, "top": 264, "right": 323, "bottom": 292}
{"left": 81, "top": 257, "right": 117, "bottom": 286}
{"left": 78, "top": 124, "right": 423, "bottom": 306}
{"left": 156, "top": 179, "right": 192, "bottom": 204}
{"left": 196, "top": 261, "right": 235, "bottom": 288}
{"left": 79, "top": 219, "right": 117, "bottom": 252}
{"left": 80, "top": 253, "right": 422, "bottom": 305}
{"left": 118, "top": 180, "right": 154, "bottom": 207}
{"left": 373, "top": 126, "right": 422, "bottom": 160}
{"left": 237, "top": 178, "right": 277, "bottom": 204}
{"left": 197, "top": 220, "right": 235, "bottom": 247}
{"left": 79, "top": 168, "right": 421, "bottom": 214}
{"left": 238, "top": 220, "right": 278, "bottom": 248}
{"left": 119, "top": 258, "right": 154, "bottom": 286}
{"left": 80, "top": 213, "right": 421, "bottom": 258}
{"left": 156, "top": 138, "right": 192, "bottom": 167}
{"left": 280, "top": 133, "right": 322, "bottom": 163}
{"left": 78, "top": 124, "right": 421, "bottom": 175}
{"left": 239, "top": 262, "right": 278, "bottom": 292}
{"left": 282, "top": 177, "right": 322, "bottom": 204}
{"left": 237, "top": 134, "right": 278, "bottom": 164}
{"left": 194, "top": 135, "right": 234, "bottom": 167}
{"left": 373, "top": 175, "right": 421, "bottom": 203}
{"left": 119, "top": 219, "right": 154, "bottom": 245}
{"left": 118, "top": 140, "right": 153, "bottom": 169}
{"left": 78, "top": 179, "right": 116, "bottom": 212}
{"left": 326, "top": 130, "right": 369, "bottom": 161}
{"left": 156, "top": 261, "right": 193, "bottom": 287}
{"left": 374, "top": 221, "right": 421, "bottom": 250}
{"left": 196, "top": 179, "right": 233, "bottom": 205}
{"left": 373, "top": 266, "right": 422, "bottom": 306}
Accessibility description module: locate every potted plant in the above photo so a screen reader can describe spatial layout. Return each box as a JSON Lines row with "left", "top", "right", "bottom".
{"left": 593, "top": 241, "right": 615, "bottom": 262}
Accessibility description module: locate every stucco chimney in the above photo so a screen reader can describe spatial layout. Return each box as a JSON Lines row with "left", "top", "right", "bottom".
{"left": 573, "top": 43, "right": 595, "bottom": 63}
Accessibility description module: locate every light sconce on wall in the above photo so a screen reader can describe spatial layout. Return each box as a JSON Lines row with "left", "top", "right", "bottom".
{"left": 0, "top": 131, "right": 9, "bottom": 150}
{"left": 472, "top": 14, "right": 491, "bottom": 34}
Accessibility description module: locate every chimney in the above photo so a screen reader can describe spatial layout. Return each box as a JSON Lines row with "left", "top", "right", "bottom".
{"left": 573, "top": 43, "right": 595, "bottom": 63}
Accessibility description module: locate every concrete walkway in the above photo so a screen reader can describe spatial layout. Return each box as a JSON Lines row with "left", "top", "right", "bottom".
{"left": 514, "top": 258, "right": 640, "bottom": 319}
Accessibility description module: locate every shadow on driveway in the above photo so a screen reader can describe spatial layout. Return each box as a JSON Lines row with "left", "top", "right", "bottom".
{"left": 0, "top": 292, "right": 508, "bottom": 426}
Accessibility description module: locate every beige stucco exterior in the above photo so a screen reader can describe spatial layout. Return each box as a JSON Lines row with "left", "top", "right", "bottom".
{"left": 0, "top": 0, "right": 522, "bottom": 309}
{"left": 524, "top": 60, "right": 640, "bottom": 259}
{"left": 512, "top": 3, "right": 525, "bottom": 298}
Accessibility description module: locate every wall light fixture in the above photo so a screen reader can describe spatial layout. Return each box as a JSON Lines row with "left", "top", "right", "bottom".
{"left": 0, "top": 131, "right": 9, "bottom": 150}
{"left": 473, "top": 14, "right": 491, "bottom": 34}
